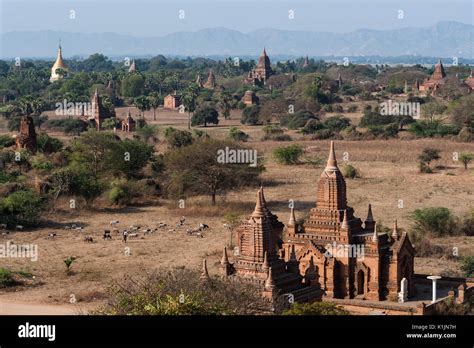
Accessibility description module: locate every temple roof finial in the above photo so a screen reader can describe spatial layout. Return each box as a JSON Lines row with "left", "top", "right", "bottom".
{"left": 325, "top": 141, "right": 338, "bottom": 171}
{"left": 200, "top": 259, "right": 210, "bottom": 281}
{"left": 220, "top": 246, "right": 229, "bottom": 266}
{"left": 392, "top": 220, "right": 399, "bottom": 240}
{"left": 251, "top": 188, "right": 265, "bottom": 218}
{"left": 366, "top": 204, "right": 374, "bottom": 223}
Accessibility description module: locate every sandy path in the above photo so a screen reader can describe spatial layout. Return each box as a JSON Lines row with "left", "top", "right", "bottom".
{"left": 0, "top": 299, "right": 87, "bottom": 315}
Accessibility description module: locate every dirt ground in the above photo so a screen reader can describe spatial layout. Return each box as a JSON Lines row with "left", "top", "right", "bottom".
{"left": 1, "top": 107, "right": 473, "bottom": 313}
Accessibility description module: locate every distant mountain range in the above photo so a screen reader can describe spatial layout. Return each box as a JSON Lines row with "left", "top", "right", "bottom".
{"left": 1, "top": 21, "right": 472, "bottom": 60}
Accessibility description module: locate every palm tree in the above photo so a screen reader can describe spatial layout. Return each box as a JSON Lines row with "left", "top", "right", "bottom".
{"left": 182, "top": 84, "right": 199, "bottom": 130}
{"left": 133, "top": 95, "right": 151, "bottom": 119}
{"left": 148, "top": 92, "right": 162, "bottom": 121}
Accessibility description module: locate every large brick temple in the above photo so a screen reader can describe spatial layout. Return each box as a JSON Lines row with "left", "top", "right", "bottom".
{"left": 222, "top": 142, "right": 416, "bottom": 304}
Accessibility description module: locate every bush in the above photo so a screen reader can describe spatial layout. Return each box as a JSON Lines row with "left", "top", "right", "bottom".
{"left": 342, "top": 164, "right": 360, "bottom": 179}
{"left": 36, "top": 133, "right": 63, "bottom": 154}
{"left": 301, "top": 119, "right": 325, "bottom": 134}
{"left": 0, "top": 268, "right": 33, "bottom": 288}
{"left": 408, "top": 120, "right": 460, "bottom": 138}
{"left": 410, "top": 207, "right": 457, "bottom": 237}
{"left": 0, "top": 190, "right": 45, "bottom": 227}
{"left": 273, "top": 144, "right": 303, "bottom": 165}
{"left": 460, "top": 256, "right": 474, "bottom": 277}
{"left": 96, "top": 268, "right": 272, "bottom": 315}
{"left": 44, "top": 119, "right": 88, "bottom": 135}
{"left": 418, "top": 148, "right": 441, "bottom": 172}
{"left": 0, "top": 135, "right": 14, "bottom": 148}
{"left": 310, "top": 129, "right": 334, "bottom": 140}
{"left": 228, "top": 127, "right": 249, "bottom": 142}
{"left": 283, "top": 302, "right": 350, "bottom": 315}
{"left": 241, "top": 105, "right": 260, "bottom": 125}
{"left": 281, "top": 110, "right": 317, "bottom": 129}
{"left": 347, "top": 105, "right": 358, "bottom": 113}
{"left": 165, "top": 129, "right": 193, "bottom": 149}
{"left": 31, "top": 155, "right": 54, "bottom": 172}
{"left": 458, "top": 152, "right": 474, "bottom": 169}
{"left": 359, "top": 111, "right": 395, "bottom": 127}
{"left": 324, "top": 115, "right": 351, "bottom": 132}
{"left": 49, "top": 167, "right": 103, "bottom": 202}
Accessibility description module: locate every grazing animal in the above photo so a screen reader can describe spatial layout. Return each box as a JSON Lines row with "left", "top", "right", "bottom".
{"left": 112, "top": 228, "right": 120, "bottom": 234}
{"left": 196, "top": 232, "right": 204, "bottom": 238}
{"left": 158, "top": 223, "right": 167, "bottom": 228}
{"left": 16, "top": 225, "right": 24, "bottom": 231}
{"left": 167, "top": 229, "right": 175, "bottom": 233}
{"left": 128, "top": 233, "right": 138, "bottom": 239}
{"left": 179, "top": 216, "right": 186, "bottom": 226}
{"left": 47, "top": 233, "right": 56, "bottom": 239}
{"left": 84, "top": 236, "right": 93, "bottom": 243}
{"left": 109, "top": 220, "right": 119, "bottom": 226}
{"left": 143, "top": 228, "right": 152, "bottom": 235}
{"left": 199, "top": 223, "right": 209, "bottom": 230}
{"left": 103, "top": 230, "right": 112, "bottom": 240}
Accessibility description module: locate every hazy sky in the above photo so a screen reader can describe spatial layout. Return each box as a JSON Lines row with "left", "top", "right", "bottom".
{"left": 0, "top": 0, "right": 472, "bottom": 36}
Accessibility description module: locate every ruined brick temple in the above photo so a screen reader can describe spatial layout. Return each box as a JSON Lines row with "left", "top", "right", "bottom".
{"left": 222, "top": 142, "right": 415, "bottom": 303}
{"left": 15, "top": 116, "right": 37, "bottom": 153}
{"left": 245, "top": 48, "right": 273, "bottom": 86}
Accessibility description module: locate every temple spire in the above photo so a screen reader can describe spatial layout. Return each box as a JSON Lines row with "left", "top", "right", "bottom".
{"left": 200, "top": 259, "right": 210, "bottom": 281}
{"left": 392, "top": 220, "right": 399, "bottom": 240}
{"left": 251, "top": 188, "right": 265, "bottom": 218}
{"left": 288, "top": 207, "right": 296, "bottom": 226}
{"left": 366, "top": 204, "right": 374, "bottom": 223}
{"left": 372, "top": 222, "right": 378, "bottom": 242}
{"left": 262, "top": 251, "right": 269, "bottom": 272}
{"left": 220, "top": 246, "right": 229, "bottom": 266}
{"left": 325, "top": 141, "right": 338, "bottom": 171}
{"left": 264, "top": 267, "right": 275, "bottom": 290}
{"left": 341, "top": 209, "right": 349, "bottom": 230}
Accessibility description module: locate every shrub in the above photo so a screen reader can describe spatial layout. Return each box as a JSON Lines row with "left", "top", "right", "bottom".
{"left": 136, "top": 125, "right": 158, "bottom": 143}
{"left": 0, "top": 268, "right": 33, "bottom": 288}
{"left": 0, "top": 135, "right": 14, "bottom": 148}
{"left": 408, "top": 120, "right": 460, "bottom": 138}
{"left": 418, "top": 148, "right": 441, "bottom": 173}
{"left": 273, "top": 144, "right": 303, "bottom": 165}
{"left": 347, "top": 105, "right": 358, "bottom": 113}
{"left": 310, "top": 129, "right": 334, "bottom": 140}
{"left": 241, "top": 105, "right": 260, "bottom": 125}
{"left": 301, "top": 119, "right": 325, "bottom": 134}
{"left": 342, "top": 164, "right": 360, "bottom": 179}
{"left": 49, "top": 167, "right": 103, "bottom": 202}
{"left": 324, "top": 115, "right": 351, "bottom": 132}
{"left": 283, "top": 302, "right": 350, "bottom": 315}
{"left": 458, "top": 152, "right": 474, "bottom": 169}
{"left": 0, "top": 190, "right": 44, "bottom": 227}
{"left": 44, "top": 119, "right": 87, "bottom": 135}
{"left": 228, "top": 127, "right": 249, "bottom": 142}
{"left": 410, "top": 207, "right": 457, "bottom": 237}
{"left": 281, "top": 110, "right": 317, "bottom": 129}
{"left": 101, "top": 117, "right": 121, "bottom": 130}
{"left": 96, "top": 268, "right": 272, "bottom": 315}
{"left": 165, "top": 129, "right": 193, "bottom": 149}
{"left": 460, "top": 256, "right": 474, "bottom": 277}
{"left": 36, "top": 133, "right": 63, "bottom": 154}
{"left": 31, "top": 155, "right": 54, "bottom": 172}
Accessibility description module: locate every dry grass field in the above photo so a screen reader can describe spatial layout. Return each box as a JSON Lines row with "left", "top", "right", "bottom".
{"left": 1, "top": 107, "right": 473, "bottom": 312}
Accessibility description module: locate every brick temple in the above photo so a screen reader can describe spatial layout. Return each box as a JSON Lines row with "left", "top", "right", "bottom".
{"left": 416, "top": 59, "right": 447, "bottom": 93}
{"left": 245, "top": 48, "right": 273, "bottom": 86}
{"left": 223, "top": 142, "right": 416, "bottom": 304}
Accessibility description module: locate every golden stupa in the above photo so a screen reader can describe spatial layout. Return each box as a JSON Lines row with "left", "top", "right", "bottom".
{"left": 50, "top": 42, "right": 67, "bottom": 82}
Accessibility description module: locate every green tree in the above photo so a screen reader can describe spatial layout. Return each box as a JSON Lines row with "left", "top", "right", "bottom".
{"left": 458, "top": 152, "right": 474, "bottom": 169}
{"left": 183, "top": 84, "right": 200, "bottom": 129}
{"left": 148, "top": 92, "right": 162, "bottom": 121}
{"left": 241, "top": 105, "right": 260, "bottom": 125}
{"left": 121, "top": 74, "right": 145, "bottom": 98}
{"left": 191, "top": 106, "right": 219, "bottom": 127}
{"left": 217, "top": 90, "right": 233, "bottom": 120}
{"left": 273, "top": 144, "right": 303, "bottom": 165}
{"left": 410, "top": 207, "right": 457, "bottom": 237}
{"left": 0, "top": 190, "right": 44, "bottom": 227}
{"left": 163, "top": 139, "right": 263, "bottom": 205}
{"left": 133, "top": 95, "right": 151, "bottom": 118}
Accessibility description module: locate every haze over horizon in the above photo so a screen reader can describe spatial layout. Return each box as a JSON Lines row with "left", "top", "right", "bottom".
{"left": 0, "top": 0, "right": 472, "bottom": 36}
